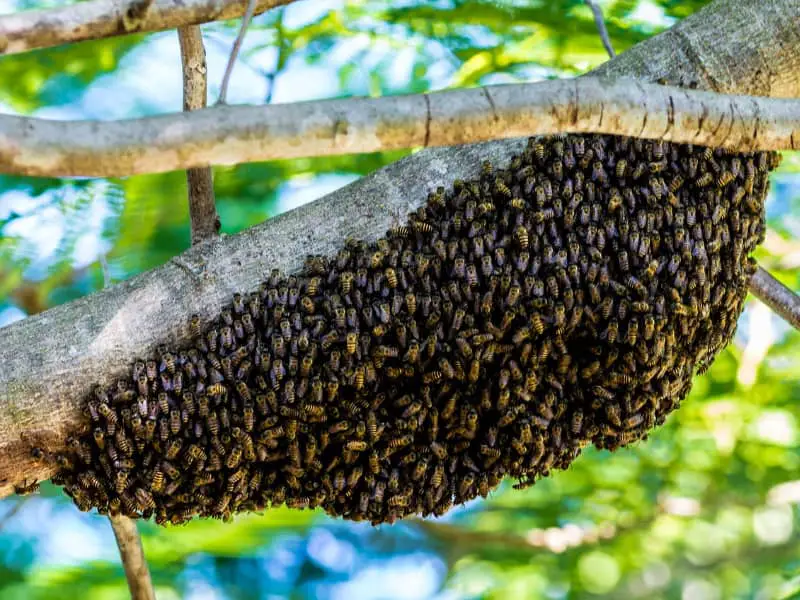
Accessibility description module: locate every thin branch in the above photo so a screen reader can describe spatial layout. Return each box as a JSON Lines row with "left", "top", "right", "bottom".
{"left": 749, "top": 267, "right": 800, "bottom": 332}
{"left": 0, "top": 0, "right": 298, "bottom": 55}
{"left": 99, "top": 262, "right": 156, "bottom": 600}
{"left": 109, "top": 515, "right": 156, "bottom": 600}
{"left": 178, "top": 26, "right": 219, "bottom": 244}
{"left": 99, "top": 253, "right": 112, "bottom": 288}
{"left": 0, "top": 0, "right": 798, "bottom": 498}
{"left": 0, "top": 78, "right": 798, "bottom": 178}
{"left": 264, "top": 7, "right": 287, "bottom": 105}
{"left": 218, "top": 0, "right": 258, "bottom": 105}
{"left": 585, "top": 0, "right": 616, "bottom": 58}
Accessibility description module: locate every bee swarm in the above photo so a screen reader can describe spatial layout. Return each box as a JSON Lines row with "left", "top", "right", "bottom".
{"left": 47, "top": 134, "right": 779, "bottom": 526}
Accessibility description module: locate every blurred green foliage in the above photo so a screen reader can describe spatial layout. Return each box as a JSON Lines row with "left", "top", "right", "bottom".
{"left": 0, "top": 0, "right": 798, "bottom": 598}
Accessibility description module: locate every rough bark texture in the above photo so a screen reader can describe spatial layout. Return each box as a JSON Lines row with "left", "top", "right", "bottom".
{"left": 590, "top": 0, "right": 800, "bottom": 99}
{"left": 0, "top": 78, "right": 798, "bottom": 177}
{"left": 178, "top": 25, "right": 219, "bottom": 245}
{"left": 0, "top": 0, "right": 798, "bottom": 498}
{"left": 0, "top": 0, "right": 297, "bottom": 55}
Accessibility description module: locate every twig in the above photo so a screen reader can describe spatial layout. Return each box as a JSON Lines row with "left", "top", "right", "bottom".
{"left": 584, "top": 0, "right": 616, "bottom": 58}
{"left": 218, "top": 0, "right": 258, "bottom": 105}
{"left": 99, "top": 253, "right": 112, "bottom": 288}
{"left": 0, "top": 78, "right": 798, "bottom": 178}
{"left": 749, "top": 266, "right": 800, "bottom": 332}
{"left": 264, "top": 7, "right": 287, "bottom": 105}
{"left": 108, "top": 515, "right": 156, "bottom": 600}
{"left": 178, "top": 26, "right": 219, "bottom": 244}
{"left": 0, "top": 0, "right": 297, "bottom": 56}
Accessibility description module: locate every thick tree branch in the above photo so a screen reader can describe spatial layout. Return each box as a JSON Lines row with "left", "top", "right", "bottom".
{"left": 0, "top": 0, "right": 798, "bottom": 498}
{"left": 0, "top": 0, "right": 298, "bottom": 55}
{"left": 749, "top": 267, "right": 800, "bottom": 332}
{"left": 0, "top": 78, "right": 798, "bottom": 178}
{"left": 590, "top": 0, "right": 800, "bottom": 99}
{"left": 109, "top": 515, "right": 156, "bottom": 600}
{"left": 178, "top": 26, "right": 219, "bottom": 244}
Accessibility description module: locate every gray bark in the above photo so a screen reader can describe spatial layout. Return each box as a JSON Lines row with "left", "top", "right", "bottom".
{"left": 0, "top": 78, "right": 798, "bottom": 177}
{"left": 0, "top": 0, "right": 297, "bottom": 55}
{"left": 178, "top": 25, "right": 219, "bottom": 245}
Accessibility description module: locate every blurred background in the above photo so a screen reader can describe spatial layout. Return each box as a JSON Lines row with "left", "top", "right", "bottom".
{"left": 0, "top": 0, "right": 799, "bottom": 598}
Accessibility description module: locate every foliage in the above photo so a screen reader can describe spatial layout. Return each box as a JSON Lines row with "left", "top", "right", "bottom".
{"left": 0, "top": 0, "right": 798, "bottom": 598}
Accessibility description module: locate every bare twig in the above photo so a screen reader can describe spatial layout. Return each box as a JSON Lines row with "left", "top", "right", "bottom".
{"left": 749, "top": 267, "right": 800, "bottom": 332}
{"left": 0, "top": 0, "right": 297, "bottom": 55}
{"left": 109, "top": 515, "right": 156, "bottom": 600}
{"left": 178, "top": 26, "right": 219, "bottom": 244}
{"left": 0, "top": 78, "right": 798, "bottom": 178}
{"left": 264, "top": 7, "right": 287, "bottom": 105}
{"left": 218, "top": 0, "right": 258, "bottom": 105}
{"left": 585, "top": 0, "right": 616, "bottom": 58}
{"left": 99, "top": 254, "right": 112, "bottom": 288}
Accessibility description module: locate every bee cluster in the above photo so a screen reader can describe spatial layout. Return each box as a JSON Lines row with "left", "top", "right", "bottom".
{"left": 47, "top": 134, "right": 779, "bottom": 526}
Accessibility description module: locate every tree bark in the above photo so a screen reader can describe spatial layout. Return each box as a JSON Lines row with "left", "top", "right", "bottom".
{"left": 0, "top": 0, "right": 297, "bottom": 55}
{"left": 0, "top": 0, "right": 798, "bottom": 498}
{"left": 178, "top": 25, "right": 219, "bottom": 245}
{"left": 0, "top": 79, "right": 798, "bottom": 178}
{"left": 108, "top": 515, "right": 156, "bottom": 600}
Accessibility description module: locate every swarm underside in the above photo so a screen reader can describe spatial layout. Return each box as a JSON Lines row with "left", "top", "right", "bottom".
{"left": 48, "top": 134, "right": 779, "bottom": 526}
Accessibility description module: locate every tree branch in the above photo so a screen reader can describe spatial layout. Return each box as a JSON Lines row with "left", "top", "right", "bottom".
{"left": 749, "top": 267, "right": 800, "bottom": 332}
{"left": 264, "top": 7, "right": 287, "bottom": 105}
{"left": 0, "top": 0, "right": 798, "bottom": 498}
{"left": 0, "top": 78, "right": 798, "bottom": 178}
{"left": 217, "top": 0, "right": 257, "bottom": 105}
{"left": 0, "top": 0, "right": 298, "bottom": 55}
{"left": 178, "top": 26, "right": 219, "bottom": 245}
{"left": 589, "top": 0, "right": 800, "bottom": 99}
{"left": 584, "top": 0, "right": 616, "bottom": 58}
{"left": 108, "top": 515, "right": 156, "bottom": 600}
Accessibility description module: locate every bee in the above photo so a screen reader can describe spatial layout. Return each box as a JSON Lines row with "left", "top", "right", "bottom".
{"left": 384, "top": 267, "right": 398, "bottom": 289}
{"left": 97, "top": 402, "right": 118, "bottom": 425}
{"left": 717, "top": 171, "right": 735, "bottom": 187}
{"left": 602, "top": 319, "right": 619, "bottom": 344}
{"left": 626, "top": 320, "right": 639, "bottom": 345}
{"left": 605, "top": 404, "right": 622, "bottom": 428}
{"left": 696, "top": 172, "right": 713, "bottom": 187}
{"left": 89, "top": 426, "right": 106, "bottom": 451}
{"left": 339, "top": 271, "right": 354, "bottom": 294}
{"left": 514, "top": 225, "right": 529, "bottom": 250}
{"left": 14, "top": 479, "right": 40, "bottom": 496}
{"left": 345, "top": 439, "right": 368, "bottom": 453}
{"left": 422, "top": 371, "right": 442, "bottom": 384}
